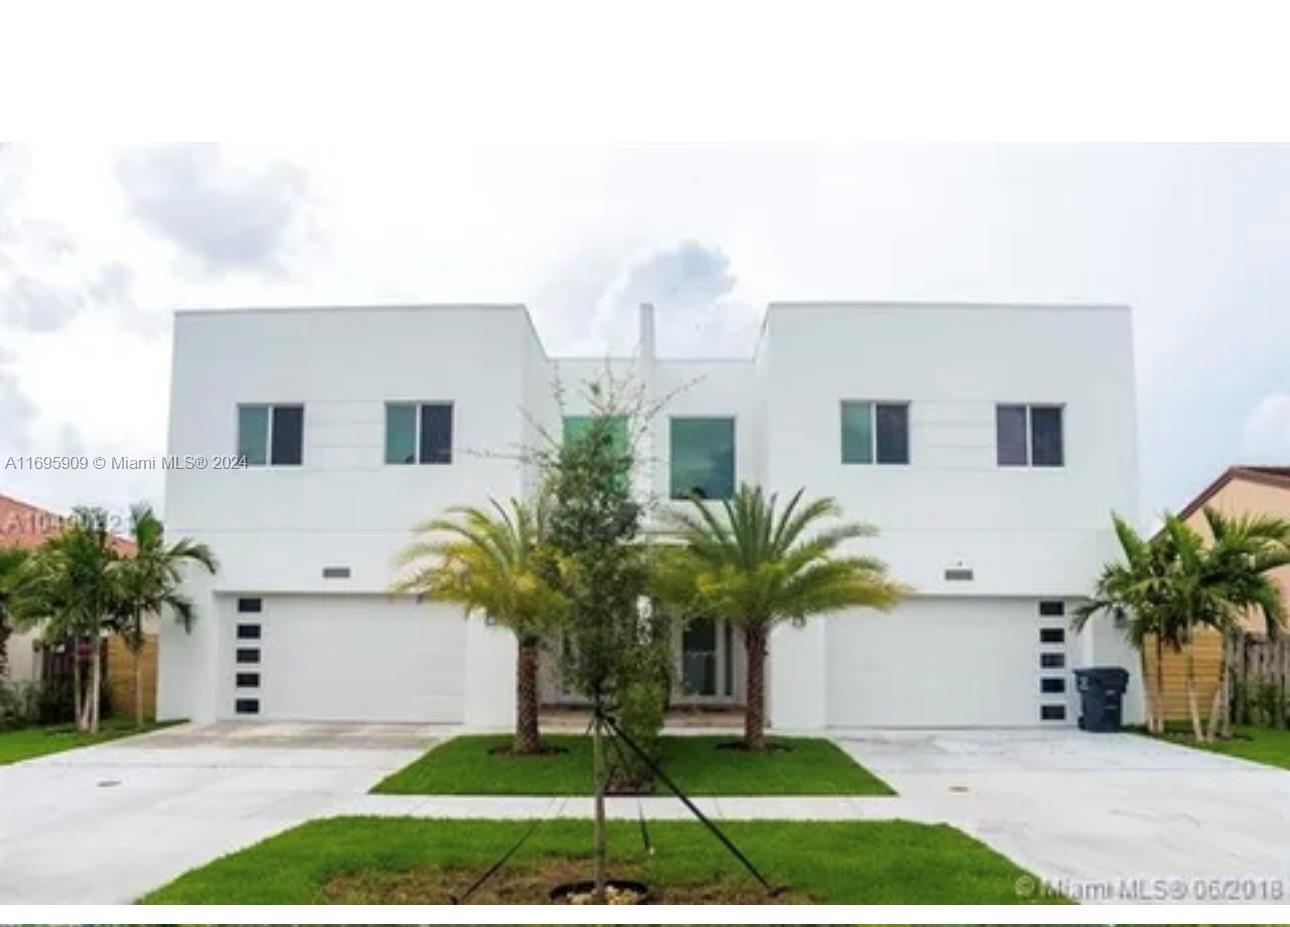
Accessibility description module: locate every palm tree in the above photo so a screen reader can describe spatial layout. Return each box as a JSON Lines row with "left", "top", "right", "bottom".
{"left": 1072, "top": 514, "right": 1180, "bottom": 734}
{"left": 1192, "top": 508, "right": 1290, "bottom": 740}
{"left": 658, "top": 484, "right": 907, "bottom": 750}
{"left": 20, "top": 508, "right": 121, "bottom": 732}
{"left": 0, "top": 548, "right": 30, "bottom": 678}
{"left": 395, "top": 497, "right": 567, "bottom": 755}
{"left": 113, "top": 504, "right": 218, "bottom": 727}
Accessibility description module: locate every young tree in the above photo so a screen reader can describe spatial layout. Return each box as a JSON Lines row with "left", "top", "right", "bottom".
{"left": 539, "top": 381, "right": 652, "bottom": 901}
{"left": 395, "top": 497, "right": 566, "bottom": 754}
{"left": 658, "top": 484, "right": 907, "bottom": 751}
{"left": 113, "top": 504, "right": 218, "bottom": 727}
{"left": 1072, "top": 514, "right": 1180, "bottom": 734}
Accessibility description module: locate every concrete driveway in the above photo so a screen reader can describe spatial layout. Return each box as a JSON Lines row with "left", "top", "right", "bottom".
{"left": 836, "top": 729, "right": 1290, "bottom": 904}
{"left": 0, "top": 722, "right": 439, "bottom": 904}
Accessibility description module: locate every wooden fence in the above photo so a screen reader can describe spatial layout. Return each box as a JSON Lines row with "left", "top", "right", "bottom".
{"left": 1234, "top": 634, "right": 1290, "bottom": 728}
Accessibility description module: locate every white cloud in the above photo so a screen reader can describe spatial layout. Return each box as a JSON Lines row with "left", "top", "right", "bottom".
{"left": 1241, "top": 393, "right": 1290, "bottom": 462}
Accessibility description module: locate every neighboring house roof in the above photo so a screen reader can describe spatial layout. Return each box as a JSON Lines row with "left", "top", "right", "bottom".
{"left": 0, "top": 494, "right": 136, "bottom": 555}
{"left": 1175, "top": 465, "right": 1290, "bottom": 522}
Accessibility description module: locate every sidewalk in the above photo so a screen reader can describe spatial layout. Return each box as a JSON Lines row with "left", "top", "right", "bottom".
{"left": 329, "top": 792, "right": 939, "bottom": 821}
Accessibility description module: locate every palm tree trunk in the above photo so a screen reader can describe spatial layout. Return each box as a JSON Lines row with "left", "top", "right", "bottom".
{"left": 72, "top": 639, "right": 84, "bottom": 730}
{"left": 89, "top": 634, "right": 102, "bottom": 733}
{"left": 1206, "top": 629, "right": 1232, "bottom": 740}
{"left": 1138, "top": 648, "right": 1158, "bottom": 734}
{"left": 1154, "top": 634, "right": 1166, "bottom": 734}
{"left": 514, "top": 638, "right": 540, "bottom": 755}
{"left": 134, "top": 647, "right": 144, "bottom": 728}
{"left": 1185, "top": 622, "right": 1205, "bottom": 742}
{"left": 744, "top": 626, "right": 767, "bottom": 750}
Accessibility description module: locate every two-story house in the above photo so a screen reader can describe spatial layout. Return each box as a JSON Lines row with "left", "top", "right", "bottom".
{"left": 158, "top": 301, "right": 1144, "bottom": 729}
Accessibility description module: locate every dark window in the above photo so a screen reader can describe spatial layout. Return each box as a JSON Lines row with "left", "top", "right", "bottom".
{"left": 1040, "top": 652, "right": 1065, "bottom": 669}
{"left": 1038, "top": 600, "right": 1065, "bottom": 617}
{"left": 1031, "top": 406, "right": 1064, "bottom": 466}
{"left": 236, "top": 624, "right": 261, "bottom": 640}
{"left": 236, "top": 672, "right": 260, "bottom": 688}
{"left": 996, "top": 404, "right": 1029, "bottom": 466}
{"left": 670, "top": 417, "right": 736, "bottom": 500}
{"left": 842, "top": 401, "right": 910, "bottom": 465}
{"left": 875, "top": 403, "right": 910, "bottom": 464}
{"left": 237, "top": 597, "right": 262, "bottom": 613}
{"left": 236, "top": 648, "right": 260, "bottom": 665}
{"left": 419, "top": 403, "right": 453, "bottom": 464}
{"left": 1041, "top": 704, "right": 1066, "bottom": 721}
{"left": 235, "top": 698, "right": 260, "bottom": 715}
{"left": 270, "top": 405, "right": 304, "bottom": 465}
{"left": 1040, "top": 627, "right": 1065, "bottom": 644}
{"left": 1041, "top": 677, "right": 1066, "bottom": 694}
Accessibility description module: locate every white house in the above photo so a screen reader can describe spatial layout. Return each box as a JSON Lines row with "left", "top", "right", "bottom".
{"left": 158, "top": 301, "right": 1144, "bottom": 729}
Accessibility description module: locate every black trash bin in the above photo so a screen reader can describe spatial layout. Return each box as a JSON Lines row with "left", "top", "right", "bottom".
{"left": 1073, "top": 667, "right": 1129, "bottom": 732}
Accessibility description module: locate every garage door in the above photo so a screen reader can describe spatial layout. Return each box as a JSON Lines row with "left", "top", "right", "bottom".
{"left": 220, "top": 594, "right": 466, "bottom": 722}
{"left": 825, "top": 597, "right": 1074, "bottom": 727}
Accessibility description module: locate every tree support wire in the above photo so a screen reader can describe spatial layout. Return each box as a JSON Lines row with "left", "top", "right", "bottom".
{"left": 451, "top": 709, "right": 785, "bottom": 903}
{"left": 598, "top": 706, "right": 784, "bottom": 897}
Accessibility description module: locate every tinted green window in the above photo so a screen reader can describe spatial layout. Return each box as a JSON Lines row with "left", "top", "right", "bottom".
{"left": 670, "top": 417, "right": 735, "bottom": 500}
{"left": 385, "top": 403, "right": 417, "bottom": 464}
{"left": 841, "top": 401, "right": 873, "bottom": 464}
{"left": 238, "top": 405, "right": 269, "bottom": 465}
{"left": 563, "top": 415, "right": 628, "bottom": 451}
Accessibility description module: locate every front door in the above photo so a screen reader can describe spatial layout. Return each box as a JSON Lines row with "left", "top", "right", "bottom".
{"left": 676, "top": 619, "right": 739, "bottom": 702}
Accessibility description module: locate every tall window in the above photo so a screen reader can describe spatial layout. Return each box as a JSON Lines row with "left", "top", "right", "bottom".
{"left": 386, "top": 403, "right": 452, "bottom": 464}
{"left": 238, "top": 404, "right": 303, "bottom": 466}
{"left": 841, "top": 401, "right": 910, "bottom": 465}
{"left": 670, "top": 417, "right": 735, "bottom": 500}
{"left": 996, "top": 404, "right": 1064, "bottom": 467}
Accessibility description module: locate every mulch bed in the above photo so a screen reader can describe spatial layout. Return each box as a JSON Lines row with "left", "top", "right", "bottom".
{"left": 321, "top": 858, "right": 807, "bottom": 904}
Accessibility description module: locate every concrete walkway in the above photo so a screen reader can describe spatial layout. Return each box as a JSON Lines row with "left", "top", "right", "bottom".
{"left": 0, "top": 721, "right": 443, "bottom": 904}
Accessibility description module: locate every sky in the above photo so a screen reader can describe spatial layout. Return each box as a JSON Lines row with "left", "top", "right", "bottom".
{"left": 2, "top": 143, "right": 1289, "bottom": 526}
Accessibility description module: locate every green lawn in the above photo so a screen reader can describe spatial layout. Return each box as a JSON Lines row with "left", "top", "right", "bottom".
{"left": 1148, "top": 724, "right": 1290, "bottom": 771}
{"left": 142, "top": 815, "right": 1056, "bottom": 904}
{"left": 0, "top": 719, "right": 178, "bottom": 765}
{"left": 372, "top": 733, "right": 894, "bottom": 796}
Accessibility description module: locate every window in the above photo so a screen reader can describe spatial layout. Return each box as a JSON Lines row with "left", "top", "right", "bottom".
{"left": 1040, "top": 627, "right": 1065, "bottom": 644}
{"left": 237, "top": 597, "right": 262, "bottom": 614}
{"left": 236, "top": 672, "right": 260, "bottom": 688}
{"left": 1041, "top": 677, "right": 1066, "bottom": 694}
{"left": 238, "top": 404, "right": 303, "bottom": 466}
{"left": 1040, "top": 704, "right": 1066, "bottom": 721}
{"left": 236, "top": 648, "right": 260, "bottom": 665}
{"left": 996, "top": 404, "right": 1064, "bottom": 467}
{"left": 1038, "top": 600, "right": 1065, "bottom": 617}
{"left": 670, "top": 417, "right": 735, "bottom": 500}
{"left": 563, "top": 415, "right": 629, "bottom": 451}
{"left": 841, "top": 401, "right": 909, "bottom": 464}
{"left": 385, "top": 402, "right": 452, "bottom": 464}
{"left": 236, "top": 624, "right": 261, "bottom": 640}
{"left": 235, "top": 698, "right": 260, "bottom": 715}
{"left": 1040, "top": 652, "right": 1065, "bottom": 669}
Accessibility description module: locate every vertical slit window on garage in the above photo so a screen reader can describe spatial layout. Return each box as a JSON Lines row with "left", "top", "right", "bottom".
{"left": 236, "top": 672, "right": 260, "bottom": 688}
{"left": 237, "top": 597, "right": 262, "bottom": 613}
{"left": 1041, "top": 704, "right": 1066, "bottom": 721}
{"left": 236, "top": 648, "right": 260, "bottom": 665}
{"left": 238, "top": 404, "right": 304, "bottom": 466}
{"left": 841, "top": 401, "right": 910, "bottom": 464}
{"left": 1040, "top": 627, "right": 1065, "bottom": 644}
{"left": 386, "top": 402, "right": 453, "bottom": 464}
{"left": 235, "top": 698, "right": 260, "bottom": 715}
{"left": 237, "top": 623, "right": 261, "bottom": 640}
{"left": 1038, "top": 600, "right": 1065, "bottom": 617}
{"left": 1040, "top": 652, "right": 1065, "bottom": 669}
{"left": 997, "top": 403, "right": 1064, "bottom": 467}
{"left": 1041, "top": 677, "right": 1066, "bottom": 694}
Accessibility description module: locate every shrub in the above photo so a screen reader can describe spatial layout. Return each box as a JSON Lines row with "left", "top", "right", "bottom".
{"left": 0, "top": 678, "right": 37, "bottom": 729}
